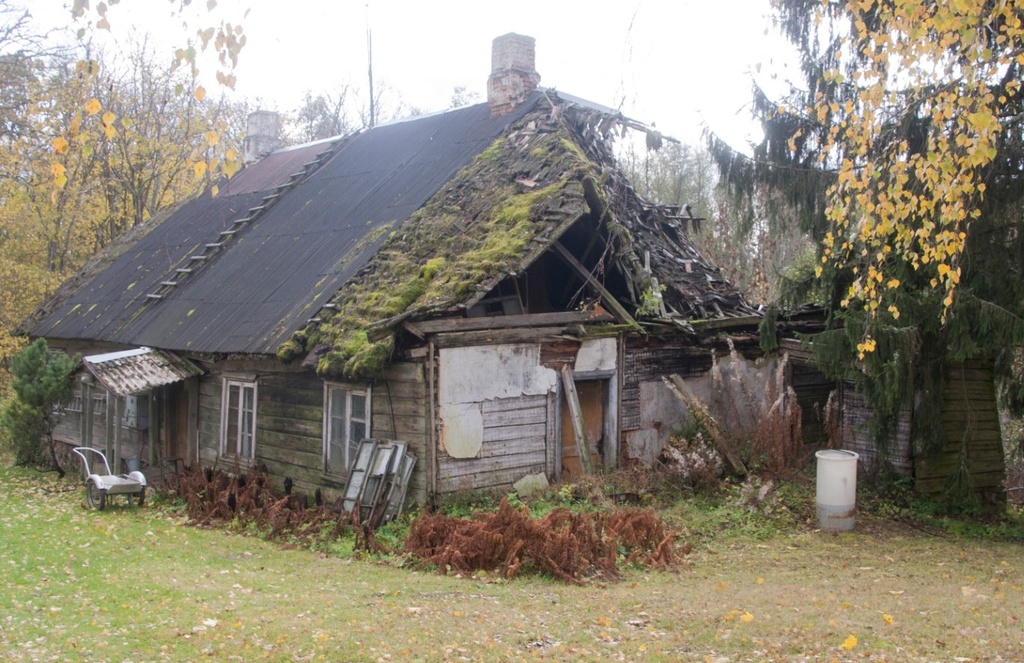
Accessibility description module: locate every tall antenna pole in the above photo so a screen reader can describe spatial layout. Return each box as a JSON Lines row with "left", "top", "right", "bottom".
{"left": 366, "top": 2, "right": 375, "bottom": 128}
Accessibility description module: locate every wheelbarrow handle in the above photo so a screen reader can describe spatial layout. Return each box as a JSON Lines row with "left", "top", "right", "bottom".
{"left": 71, "top": 447, "right": 113, "bottom": 477}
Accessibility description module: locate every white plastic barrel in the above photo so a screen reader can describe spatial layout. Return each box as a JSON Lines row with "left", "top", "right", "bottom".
{"left": 815, "top": 449, "right": 859, "bottom": 531}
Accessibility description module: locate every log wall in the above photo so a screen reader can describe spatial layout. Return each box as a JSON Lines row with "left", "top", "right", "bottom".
{"left": 193, "top": 362, "right": 429, "bottom": 505}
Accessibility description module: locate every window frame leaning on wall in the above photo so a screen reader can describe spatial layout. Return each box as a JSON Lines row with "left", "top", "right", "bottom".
{"left": 323, "top": 382, "right": 371, "bottom": 475}
{"left": 220, "top": 378, "right": 257, "bottom": 461}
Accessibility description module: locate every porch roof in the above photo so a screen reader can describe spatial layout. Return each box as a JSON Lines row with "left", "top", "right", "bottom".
{"left": 82, "top": 347, "right": 203, "bottom": 397}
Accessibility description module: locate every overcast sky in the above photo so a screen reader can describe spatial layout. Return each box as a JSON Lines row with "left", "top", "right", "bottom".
{"left": 28, "top": 0, "right": 796, "bottom": 147}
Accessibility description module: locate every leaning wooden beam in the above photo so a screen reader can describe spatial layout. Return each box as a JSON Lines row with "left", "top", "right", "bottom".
{"left": 550, "top": 241, "right": 638, "bottom": 327}
{"left": 662, "top": 374, "right": 747, "bottom": 477}
{"left": 560, "top": 365, "right": 594, "bottom": 475}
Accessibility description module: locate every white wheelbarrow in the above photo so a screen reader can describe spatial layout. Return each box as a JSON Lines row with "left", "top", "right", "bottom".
{"left": 71, "top": 447, "right": 147, "bottom": 510}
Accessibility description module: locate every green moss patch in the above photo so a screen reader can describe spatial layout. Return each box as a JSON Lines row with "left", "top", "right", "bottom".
{"left": 278, "top": 119, "right": 595, "bottom": 380}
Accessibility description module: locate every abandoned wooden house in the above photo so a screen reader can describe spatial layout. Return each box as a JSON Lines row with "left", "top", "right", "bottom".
{"left": 27, "top": 33, "right": 760, "bottom": 505}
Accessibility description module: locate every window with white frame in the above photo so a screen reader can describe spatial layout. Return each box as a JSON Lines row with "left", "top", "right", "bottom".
{"left": 221, "top": 379, "right": 257, "bottom": 459}
{"left": 324, "top": 384, "right": 370, "bottom": 474}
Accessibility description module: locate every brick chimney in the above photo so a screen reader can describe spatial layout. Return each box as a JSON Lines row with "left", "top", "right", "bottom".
{"left": 487, "top": 33, "right": 541, "bottom": 116}
{"left": 242, "top": 110, "right": 281, "bottom": 165}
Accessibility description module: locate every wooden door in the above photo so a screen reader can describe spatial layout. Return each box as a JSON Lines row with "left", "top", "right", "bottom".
{"left": 560, "top": 379, "right": 605, "bottom": 479}
{"left": 163, "top": 383, "right": 189, "bottom": 465}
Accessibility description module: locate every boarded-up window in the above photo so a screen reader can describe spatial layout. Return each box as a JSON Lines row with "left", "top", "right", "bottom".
{"left": 221, "top": 379, "right": 257, "bottom": 459}
{"left": 324, "top": 384, "right": 370, "bottom": 474}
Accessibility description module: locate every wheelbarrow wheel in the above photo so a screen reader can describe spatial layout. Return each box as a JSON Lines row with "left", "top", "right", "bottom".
{"left": 86, "top": 483, "right": 106, "bottom": 510}
{"left": 126, "top": 489, "right": 145, "bottom": 507}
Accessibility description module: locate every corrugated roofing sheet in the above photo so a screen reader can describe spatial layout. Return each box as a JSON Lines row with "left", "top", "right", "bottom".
{"left": 31, "top": 98, "right": 538, "bottom": 354}
{"left": 83, "top": 347, "right": 203, "bottom": 397}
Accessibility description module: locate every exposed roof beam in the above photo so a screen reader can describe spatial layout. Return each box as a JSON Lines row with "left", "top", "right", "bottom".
{"left": 550, "top": 241, "right": 638, "bottom": 327}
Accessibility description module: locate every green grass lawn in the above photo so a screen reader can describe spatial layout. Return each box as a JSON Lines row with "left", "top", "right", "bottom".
{"left": 1, "top": 463, "right": 1021, "bottom": 662}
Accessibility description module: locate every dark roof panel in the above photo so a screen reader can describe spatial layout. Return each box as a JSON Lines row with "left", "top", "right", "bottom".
{"left": 33, "top": 98, "right": 539, "bottom": 354}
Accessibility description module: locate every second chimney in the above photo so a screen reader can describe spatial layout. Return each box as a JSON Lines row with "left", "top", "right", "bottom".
{"left": 242, "top": 110, "right": 281, "bottom": 165}
{"left": 487, "top": 33, "right": 541, "bottom": 116}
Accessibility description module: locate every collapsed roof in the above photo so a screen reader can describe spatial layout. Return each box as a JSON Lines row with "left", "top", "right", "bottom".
{"left": 27, "top": 90, "right": 756, "bottom": 377}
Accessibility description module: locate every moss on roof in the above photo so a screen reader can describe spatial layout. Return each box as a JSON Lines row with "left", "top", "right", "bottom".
{"left": 279, "top": 114, "right": 596, "bottom": 379}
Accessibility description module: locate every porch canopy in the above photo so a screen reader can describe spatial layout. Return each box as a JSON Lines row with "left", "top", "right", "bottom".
{"left": 82, "top": 347, "right": 203, "bottom": 397}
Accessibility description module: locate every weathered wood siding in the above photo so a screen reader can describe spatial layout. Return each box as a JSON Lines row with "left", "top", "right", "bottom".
{"left": 371, "top": 362, "right": 429, "bottom": 505}
{"left": 193, "top": 363, "right": 429, "bottom": 506}
{"left": 790, "top": 361, "right": 834, "bottom": 446}
{"left": 916, "top": 360, "right": 1005, "bottom": 501}
{"left": 53, "top": 385, "right": 148, "bottom": 465}
{"left": 838, "top": 383, "right": 913, "bottom": 476}
{"left": 256, "top": 373, "right": 324, "bottom": 498}
{"left": 438, "top": 393, "right": 551, "bottom": 493}
{"left": 52, "top": 384, "right": 85, "bottom": 447}
{"left": 196, "top": 376, "right": 222, "bottom": 466}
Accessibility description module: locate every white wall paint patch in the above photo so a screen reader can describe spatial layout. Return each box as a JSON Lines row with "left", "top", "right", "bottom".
{"left": 439, "top": 402, "right": 483, "bottom": 458}
{"left": 438, "top": 344, "right": 558, "bottom": 404}
{"left": 575, "top": 337, "right": 617, "bottom": 373}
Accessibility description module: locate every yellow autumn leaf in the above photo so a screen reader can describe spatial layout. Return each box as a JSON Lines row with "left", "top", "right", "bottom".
{"left": 104, "top": 123, "right": 116, "bottom": 140}
{"left": 102, "top": 111, "right": 116, "bottom": 126}
{"left": 886, "top": 278, "right": 900, "bottom": 289}
{"left": 740, "top": 611, "right": 754, "bottom": 622}
{"left": 882, "top": 613, "right": 894, "bottom": 624}
{"left": 205, "top": 130, "right": 219, "bottom": 147}
{"left": 841, "top": 633, "right": 858, "bottom": 649}
{"left": 194, "top": 85, "right": 207, "bottom": 102}
{"left": 937, "top": 262, "right": 950, "bottom": 277}
{"left": 193, "top": 160, "right": 208, "bottom": 178}
{"left": 51, "top": 163, "right": 67, "bottom": 188}
{"left": 84, "top": 98, "right": 102, "bottom": 115}
{"left": 52, "top": 137, "right": 69, "bottom": 155}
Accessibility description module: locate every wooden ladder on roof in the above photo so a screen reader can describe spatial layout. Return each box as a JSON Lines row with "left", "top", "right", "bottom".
{"left": 142, "top": 141, "right": 343, "bottom": 302}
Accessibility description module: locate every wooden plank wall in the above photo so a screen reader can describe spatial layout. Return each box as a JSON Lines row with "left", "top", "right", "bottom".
{"left": 371, "top": 362, "right": 429, "bottom": 505}
{"left": 256, "top": 373, "right": 324, "bottom": 497}
{"left": 197, "top": 377, "right": 222, "bottom": 466}
{"left": 52, "top": 384, "right": 84, "bottom": 446}
{"left": 437, "top": 393, "right": 549, "bottom": 493}
{"left": 789, "top": 361, "right": 834, "bottom": 446}
{"left": 916, "top": 360, "right": 1005, "bottom": 501}
{"left": 839, "top": 384, "right": 913, "bottom": 476}
{"left": 53, "top": 385, "right": 148, "bottom": 463}
{"left": 194, "top": 364, "right": 430, "bottom": 505}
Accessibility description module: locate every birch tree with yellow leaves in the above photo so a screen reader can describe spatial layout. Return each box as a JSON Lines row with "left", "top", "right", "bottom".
{"left": 711, "top": 0, "right": 1024, "bottom": 467}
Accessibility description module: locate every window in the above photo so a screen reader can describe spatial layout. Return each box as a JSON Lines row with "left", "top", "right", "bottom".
{"left": 221, "top": 379, "right": 257, "bottom": 459}
{"left": 324, "top": 384, "right": 370, "bottom": 474}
